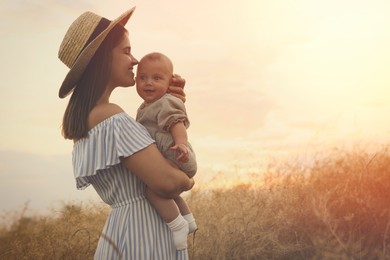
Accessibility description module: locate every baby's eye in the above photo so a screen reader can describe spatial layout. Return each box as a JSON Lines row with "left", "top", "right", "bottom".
{"left": 153, "top": 76, "right": 161, "bottom": 80}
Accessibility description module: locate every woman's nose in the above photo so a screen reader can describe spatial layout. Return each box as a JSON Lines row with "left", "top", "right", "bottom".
{"left": 131, "top": 55, "right": 138, "bottom": 65}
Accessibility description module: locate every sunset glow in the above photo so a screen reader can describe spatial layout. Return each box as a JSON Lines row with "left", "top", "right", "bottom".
{"left": 0, "top": 0, "right": 389, "bottom": 212}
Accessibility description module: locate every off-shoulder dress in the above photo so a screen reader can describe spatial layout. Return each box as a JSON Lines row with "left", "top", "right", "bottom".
{"left": 72, "top": 112, "right": 189, "bottom": 259}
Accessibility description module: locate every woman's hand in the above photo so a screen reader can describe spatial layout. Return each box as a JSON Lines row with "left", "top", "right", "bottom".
{"left": 186, "top": 178, "right": 195, "bottom": 191}
{"left": 168, "top": 74, "right": 186, "bottom": 103}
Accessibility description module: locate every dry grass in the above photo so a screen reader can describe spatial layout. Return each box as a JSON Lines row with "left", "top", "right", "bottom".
{"left": 0, "top": 202, "right": 108, "bottom": 259}
{"left": 1, "top": 147, "right": 390, "bottom": 259}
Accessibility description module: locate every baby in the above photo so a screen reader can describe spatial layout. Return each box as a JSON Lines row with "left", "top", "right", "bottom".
{"left": 136, "top": 52, "right": 197, "bottom": 250}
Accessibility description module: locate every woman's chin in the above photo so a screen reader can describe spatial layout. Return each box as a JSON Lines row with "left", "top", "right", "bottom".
{"left": 120, "top": 81, "right": 136, "bottom": 88}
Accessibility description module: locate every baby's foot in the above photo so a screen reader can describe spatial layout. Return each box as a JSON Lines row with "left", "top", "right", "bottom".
{"left": 167, "top": 215, "right": 189, "bottom": 250}
{"left": 172, "top": 223, "right": 189, "bottom": 250}
{"left": 183, "top": 213, "right": 198, "bottom": 234}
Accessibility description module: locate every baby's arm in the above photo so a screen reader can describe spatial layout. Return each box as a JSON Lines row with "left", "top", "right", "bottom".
{"left": 170, "top": 121, "right": 189, "bottom": 162}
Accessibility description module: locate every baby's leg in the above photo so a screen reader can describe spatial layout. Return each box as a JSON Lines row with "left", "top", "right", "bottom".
{"left": 146, "top": 187, "right": 180, "bottom": 222}
{"left": 174, "top": 196, "right": 198, "bottom": 233}
{"left": 174, "top": 195, "right": 191, "bottom": 215}
{"left": 145, "top": 188, "right": 189, "bottom": 250}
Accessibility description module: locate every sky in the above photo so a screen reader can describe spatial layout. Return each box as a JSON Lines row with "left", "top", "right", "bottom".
{"left": 0, "top": 0, "right": 389, "bottom": 214}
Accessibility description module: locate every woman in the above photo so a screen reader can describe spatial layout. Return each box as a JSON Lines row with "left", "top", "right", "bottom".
{"left": 58, "top": 7, "right": 194, "bottom": 259}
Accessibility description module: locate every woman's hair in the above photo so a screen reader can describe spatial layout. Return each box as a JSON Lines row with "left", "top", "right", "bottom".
{"left": 62, "top": 24, "right": 128, "bottom": 140}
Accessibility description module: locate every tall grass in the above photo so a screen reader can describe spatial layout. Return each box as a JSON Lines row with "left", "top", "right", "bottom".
{"left": 0, "top": 202, "right": 108, "bottom": 259}
{"left": 1, "top": 147, "right": 390, "bottom": 259}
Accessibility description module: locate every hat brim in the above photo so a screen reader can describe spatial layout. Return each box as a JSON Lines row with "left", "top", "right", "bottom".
{"left": 59, "top": 7, "right": 135, "bottom": 98}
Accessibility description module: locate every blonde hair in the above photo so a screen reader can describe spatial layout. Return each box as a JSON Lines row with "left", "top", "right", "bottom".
{"left": 139, "top": 52, "right": 174, "bottom": 73}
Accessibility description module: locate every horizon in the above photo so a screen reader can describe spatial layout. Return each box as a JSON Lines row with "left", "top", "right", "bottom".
{"left": 1, "top": 0, "right": 389, "bottom": 213}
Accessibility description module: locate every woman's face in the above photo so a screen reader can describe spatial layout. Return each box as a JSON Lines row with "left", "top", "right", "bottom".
{"left": 109, "top": 33, "right": 138, "bottom": 88}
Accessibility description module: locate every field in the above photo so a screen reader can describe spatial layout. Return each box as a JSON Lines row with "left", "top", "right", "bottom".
{"left": 1, "top": 147, "right": 390, "bottom": 259}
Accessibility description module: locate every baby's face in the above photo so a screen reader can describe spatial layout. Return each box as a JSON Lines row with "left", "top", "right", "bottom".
{"left": 136, "top": 59, "right": 172, "bottom": 103}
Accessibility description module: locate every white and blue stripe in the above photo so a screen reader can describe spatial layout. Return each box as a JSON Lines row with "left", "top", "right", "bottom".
{"left": 72, "top": 112, "right": 188, "bottom": 259}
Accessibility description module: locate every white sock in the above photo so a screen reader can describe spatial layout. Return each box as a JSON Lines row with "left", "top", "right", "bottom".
{"left": 167, "top": 215, "right": 189, "bottom": 250}
{"left": 183, "top": 213, "right": 198, "bottom": 234}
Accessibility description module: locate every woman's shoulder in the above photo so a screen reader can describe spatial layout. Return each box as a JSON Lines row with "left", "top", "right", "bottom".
{"left": 88, "top": 103, "right": 125, "bottom": 130}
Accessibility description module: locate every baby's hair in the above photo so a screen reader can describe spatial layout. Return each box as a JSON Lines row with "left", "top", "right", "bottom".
{"left": 141, "top": 52, "right": 174, "bottom": 73}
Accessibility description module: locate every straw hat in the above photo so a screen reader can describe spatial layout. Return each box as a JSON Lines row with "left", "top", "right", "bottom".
{"left": 58, "top": 7, "right": 135, "bottom": 98}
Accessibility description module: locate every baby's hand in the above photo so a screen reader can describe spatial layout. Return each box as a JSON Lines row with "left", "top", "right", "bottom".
{"left": 170, "top": 143, "right": 189, "bottom": 162}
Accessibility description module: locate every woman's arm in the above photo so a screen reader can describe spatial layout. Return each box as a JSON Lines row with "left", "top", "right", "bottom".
{"left": 90, "top": 103, "right": 194, "bottom": 198}
{"left": 121, "top": 144, "right": 194, "bottom": 198}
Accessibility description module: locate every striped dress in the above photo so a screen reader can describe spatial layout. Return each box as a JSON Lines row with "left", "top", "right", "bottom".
{"left": 73, "top": 112, "right": 189, "bottom": 260}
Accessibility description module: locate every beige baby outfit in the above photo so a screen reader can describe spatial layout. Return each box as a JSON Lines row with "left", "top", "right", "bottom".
{"left": 136, "top": 94, "right": 197, "bottom": 177}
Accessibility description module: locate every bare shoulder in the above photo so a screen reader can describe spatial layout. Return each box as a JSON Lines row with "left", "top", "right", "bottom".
{"left": 88, "top": 103, "right": 124, "bottom": 130}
